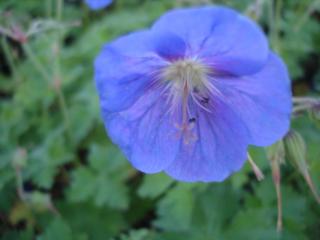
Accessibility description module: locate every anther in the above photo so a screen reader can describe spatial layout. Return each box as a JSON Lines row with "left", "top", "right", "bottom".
{"left": 201, "top": 97, "right": 210, "bottom": 104}
{"left": 189, "top": 118, "right": 196, "bottom": 123}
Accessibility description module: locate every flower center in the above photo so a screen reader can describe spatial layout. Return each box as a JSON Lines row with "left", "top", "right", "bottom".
{"left": 162, "top": 59, "right": 213, "bottom": 144}
{"left": 163, "top": 59, "right": 210, "bottom": 88}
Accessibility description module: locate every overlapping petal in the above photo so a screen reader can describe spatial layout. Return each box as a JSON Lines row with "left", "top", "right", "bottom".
{"left": 95, "top": 29, "right": 189, "bottom": 173}
{"left": 213, "top": 53, "right": 292, "bottom": 146}
{"left": 153, "top": 6, "right": 268, "bottom": 75}
{"left": 95, "top": 30, "right": 186, "bottom": 112}
{"left": 103, "top": 89, "right": 181, "bottom": 173}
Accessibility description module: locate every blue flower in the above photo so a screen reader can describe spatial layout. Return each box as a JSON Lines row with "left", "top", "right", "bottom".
{"left": 94, "top": 6, "right": 292, "bottom": 182}
{"left": 85, "top": 0, "right": 112, "bottom": 10}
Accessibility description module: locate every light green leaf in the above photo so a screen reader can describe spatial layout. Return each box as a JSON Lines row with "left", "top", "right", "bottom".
{"left": 138, "top": 173, "right": 173, "bottom": 199}
{"left": 37, "top": 218, "right": 72, "bottom": 240}
{"left": 154, "top": 184, "right": 194, "bottom": 231}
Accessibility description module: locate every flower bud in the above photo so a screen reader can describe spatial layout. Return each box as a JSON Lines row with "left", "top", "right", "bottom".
{"left": 267, "top": 140, "right": 285, "bottom": 164}
{"left": 284, "top": 130, "right": 307, "bottom": 176}
{"left": 284, "top": 130, "right": 320, "bottom": 204}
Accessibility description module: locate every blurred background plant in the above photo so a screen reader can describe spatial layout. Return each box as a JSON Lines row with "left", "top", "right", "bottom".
{"left": 0, "top": 0, "right": 320, "bottom": 239}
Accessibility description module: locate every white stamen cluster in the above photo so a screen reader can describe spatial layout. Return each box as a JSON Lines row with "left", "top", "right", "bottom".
{"left": 162, "top": 58, "right": 214, "bottom": 144}
{"left": 162, "top": 58, "right": 216, "bottom": 113}
{"left": 163, "top": 59, "right": 210, "bottom": 90}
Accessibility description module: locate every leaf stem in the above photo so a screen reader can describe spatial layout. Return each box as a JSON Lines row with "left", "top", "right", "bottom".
{"left": 304, "top": 173, "right": 320, "bottom": 204}
{"left": 275, "top": 180, "right": 282, "bottom": 232}
{"left": 292, "top": 96, "right": 320, "bottom": 104}
{"left": 268, "top": 0, "right": 282, "bottom": 52}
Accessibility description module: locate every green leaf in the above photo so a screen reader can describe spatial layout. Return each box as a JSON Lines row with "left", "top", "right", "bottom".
{"left": 138, "top": 173, "right": 174, "bottom": 199}
{"left": 154, "top": 183, "right": 194, "bottom": 231}
{"left": 119, "top": 229, "right": 154, "bottom": 240}
{"left": 25, "top": 129, "right": 73, "bottom": 189}
{"left": 68, "top": 144, "right": 130, "bottom": 209}
{"left": 68, "top": 168, "right": 96, "bottom": 202}
{"left": 224, "top": 208, "right": 278, "bottom": 240}
{"left": 58, "top": 202, "right": 126, "bottom": 239}
{"left": 37, "top": 218, "right": 72, "bottom": 240}
{"left": 94, "top": 175, "right": 128, "bottom": 209}
{"left": 1, "top": 230, "right": 33, "bottom": 240}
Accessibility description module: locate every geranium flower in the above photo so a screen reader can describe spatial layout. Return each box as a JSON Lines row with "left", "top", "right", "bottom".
{"left": 85, "top": 0, "right": 112, "bottom": 10}
{"left": 94, "top": 6, "right": 292, "bottom": 182}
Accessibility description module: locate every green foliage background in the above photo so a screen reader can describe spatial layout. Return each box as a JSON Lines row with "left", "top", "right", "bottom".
{"left": 0, "top": 0, "right": 320, "bottom": 239}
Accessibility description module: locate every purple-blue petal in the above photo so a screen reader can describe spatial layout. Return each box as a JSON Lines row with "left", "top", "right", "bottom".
{"left": 164, "top": 98, "right": 250, "bottom": 182}
{"left": 152, "top": 6, "right": 269, "bottom": 75}
{"left": 151, "top": 31, "right": 187, "bottom": 60}
{"left": 213, "top": 52, "right": 292, "bottom": 146}
{"left": 85, "top": 0, "right": 112, "bottom": 10}
{"left": 103, "top": 89, "right": 180, "bottom": 173}
{"left": 95, "top": 30, "right": 185, "bottom": 112}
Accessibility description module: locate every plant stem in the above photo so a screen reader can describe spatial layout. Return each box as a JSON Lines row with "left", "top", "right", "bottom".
{"left": 55, "top": 80, "right": 71, "bottom": 134}
{"left": 53, "top": 0, "right": 72, "bottom": 141}
{"left": 14, "top": 165, "right": 26, "bottom": 201}
{"left": 304, "top": 173, "right": 320, "bottom": 204}
{"left": 275, "top": 180, "right": 282, "bottom": 232}
{"left": 46, "top": 0, "right": 53, "bottom": 18}
{"left": 292, "top": 96, "right": 319, "bottom": 104}
{"left": 293, "top": 103, "right": 315, "bottom": 113}
{"left": 56, "top": 0, "right": 63, "bottom": 21}
{"left": 272, "top": 0, "right": 282, "bottom": 52}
